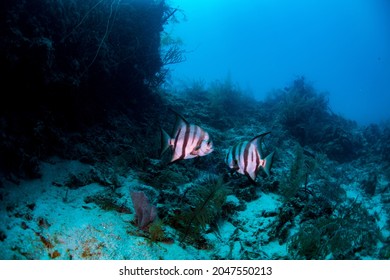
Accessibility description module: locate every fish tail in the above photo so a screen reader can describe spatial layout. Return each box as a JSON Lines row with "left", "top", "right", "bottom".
{"left": 160, "top": 127, "right": 171, "bottom": 157}
{"left": 263, "top": 151, "right": 275, "bottom": 176}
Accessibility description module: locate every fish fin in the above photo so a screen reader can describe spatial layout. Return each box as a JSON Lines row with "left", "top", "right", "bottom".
{"left": 262, "top": 151, "right": 275, "bottom": 176}
{"left": 249, "top": 131, "right": 271, "bottom": 145}
{"left": 249, "top": 131, "right": 271, "bottom": 142}
{"left": 246, "top": 172, "right": 257, "bottom": 184}
{"left": 168, "top": 159, "right": 179, "bottom": 165}
{"left": 250, "top": 131, "right": 271, "bottom": 156}
{"left": 168, "top": 155, "right": 184, "bottom": 165}
{"left": 232, "top": 159, "right": 240, "bottom": 170}
{"left": 160, "top": 127, "right": 171, "bottom": 157}
{"left": 169, "top": 108, "right": 189, "bottom": 123}
{"left": 170, "top": 109, "right": 189, "bottom": 135}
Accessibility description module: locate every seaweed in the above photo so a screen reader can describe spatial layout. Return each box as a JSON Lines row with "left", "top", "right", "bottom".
{"left": 0, "top": 0, "right": 173, "bottom": 178}
{"left": 288, "top": 224, "right": 322, "bottom": 259}
{"left": 279, "top": 145, "right": 317, "bottom": 201}
{"left": 173, "top": 175, "right": 228, "bottom": 246}
{"left": 360, "top": 172, "right": 378, "bottom": 196}
{"left": 288, "top": 198, "right": 380, "bottom": 259}
{"left": 379, "top": 244, "right": 390, "bottom": 259}
{"left": 263, "top": 77, "right": 363, "bottom": 162}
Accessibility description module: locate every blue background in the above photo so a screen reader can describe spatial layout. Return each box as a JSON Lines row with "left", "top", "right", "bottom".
{"left": 167, "top": 0, "right": 390, "bottom": 125}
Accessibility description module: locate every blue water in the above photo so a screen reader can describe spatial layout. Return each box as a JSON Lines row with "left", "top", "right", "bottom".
{"left": 166, "top": 0, "right": 390, "bottom": 125}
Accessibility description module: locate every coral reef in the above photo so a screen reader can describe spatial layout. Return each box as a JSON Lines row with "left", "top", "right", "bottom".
{"left": 0, "top": 2, "right": 389, "bottom": 261}
{"left": 0, "top": 0, "right": 174, "bottom": 178}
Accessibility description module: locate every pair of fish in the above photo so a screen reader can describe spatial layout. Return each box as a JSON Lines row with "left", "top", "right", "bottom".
{"left": 160, "top": 110, "right": 274, "bottom": 182}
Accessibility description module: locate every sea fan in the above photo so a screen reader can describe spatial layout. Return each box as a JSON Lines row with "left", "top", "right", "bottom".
{"left": 130, "top": 191, "right": 157, "bottom": 230}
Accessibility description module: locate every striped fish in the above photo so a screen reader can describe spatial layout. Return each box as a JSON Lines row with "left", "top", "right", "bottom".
{"left": 225, "top": 132, "right": 274, "bottom": 182}
{"left": 160, "top": 110, "right": 213, "bottom": 163}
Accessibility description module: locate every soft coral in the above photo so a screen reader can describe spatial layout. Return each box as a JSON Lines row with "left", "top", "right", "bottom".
{"left": 130, "top": 191, "right": 157, "bottom": 230}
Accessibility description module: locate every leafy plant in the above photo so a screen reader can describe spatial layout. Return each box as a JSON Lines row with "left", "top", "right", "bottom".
{"left": 0, "top": 0, "right": 174, "bottom": 178}
{"left": 173, "top": 175, "right": 228, "bottom": 245}
{"left": 288, "top": 223, "right": 322, "bottom": 259}
{"left": 280, "top": 145, "right": 317, "bottom": 201}
{"left": 263, "top": 77, "right": 362, "bottom": 162}
{"left": 288, "top": 198, "right": 380, "bottom": 259}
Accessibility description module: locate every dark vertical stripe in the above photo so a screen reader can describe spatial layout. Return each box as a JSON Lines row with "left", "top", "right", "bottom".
{"left": 255, "top": 148, "right": 260, "bottom": 178}
{"left": 180, "top": 124, "right": 191, "bottom": 160}
{"left": 192, "top": 126, "right": 199, "bottom": 146}
{"left": 239, "top": 142, "right": 246, "bottom": 170}
{"left": 173, "top": 127, "right": 182, "bottom": 152}
{"left": 243, "top": 142, "right": 251, "bottom": 176}
{"left": 231, "top": 144, "right": 237, "bottom": 164}
{"left": 191, "top": 126, "right": 197, "bottom": 146}
{"left": 225, "top": 148, "right": 230, "bottom": 163}
{"left": 227, "top": 148, "right": 233, "bottom": 165}
{"left": 233, "top": 142, "right": 242, "bottom": 165}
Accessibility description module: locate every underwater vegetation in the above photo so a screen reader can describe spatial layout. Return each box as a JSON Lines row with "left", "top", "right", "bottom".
{"left": 130, "top": 191, "right": 157, "bottom": 230}
{"left": 0, "top": 0, "right": 177, "bottom": 178}
{"left": 1, "top": 1, "right": 390, "bottom": 260}
{"left": 262, "top": 77, "right": 363, "bottom": 163}
{"left": 174, "top": 175, "right": 228, "bottom": 247}
{"left": 288, "top": 198, "right": 380, "bottom": 259}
